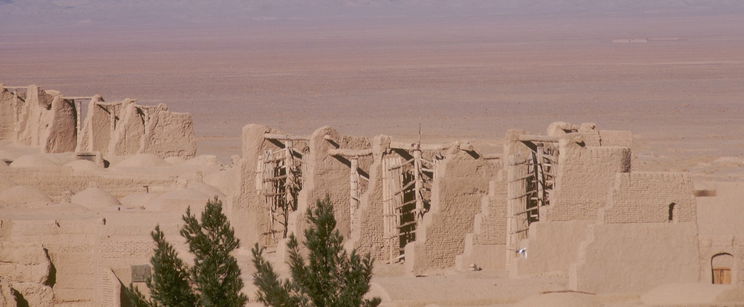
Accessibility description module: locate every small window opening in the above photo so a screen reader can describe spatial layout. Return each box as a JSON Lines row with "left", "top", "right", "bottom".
{"left": 668, "top": 203, "right": 677, "bottom": 223}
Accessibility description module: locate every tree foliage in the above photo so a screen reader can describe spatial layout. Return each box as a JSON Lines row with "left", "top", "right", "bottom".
{"left": 146, "top": 225, "right": 198, "bottom": 307}
{"left": 182, "top": 202, "right": 247, "bottom": 307}
{"left": 125, "top": 198, "right": 247, "bottom": 307}
{"left": 252, "top": 196, "right": 381, "bottom": 307}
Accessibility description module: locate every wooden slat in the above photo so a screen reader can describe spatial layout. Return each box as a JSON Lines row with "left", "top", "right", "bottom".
{"left": 509, "top": 190, "right": 537, "bottom": 200}
{"left": 387, "top": 158, "right": 414, "bottom": 170}
{"left": 395, "top": 199, "right": 417, "bottom": 209}
{"left": 518, "top": 135, "right": 559, "bottom": 143}
{"left": 328, "top": 148, "right": 373, "bottom": 157}
{"left": 391, "top": 181, "right": 415, "bottom": 197}
{"left": 398, "top": 220, "right": 417, "bottom": 229}
{"left": 264, "top": 133, "right": 308, "bottom": 141}
{"left": 263, "top": 175, "right": 288, "bottom": 182}
{"left": 514, "top": 207, "right": 540, "bottom": 216}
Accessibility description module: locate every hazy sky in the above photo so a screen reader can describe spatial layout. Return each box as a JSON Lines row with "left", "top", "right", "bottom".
{"left": 3, "top": 0, "right": 744, "bottom": 31}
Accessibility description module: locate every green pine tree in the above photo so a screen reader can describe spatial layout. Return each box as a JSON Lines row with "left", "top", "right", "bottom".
{"left": 181, "top": 198, "right": 248, "bottom": 307}
{"left": 147, "top": 225, "right": 198, "bottom": 307}
{"left": 122, "top": 282, "right": 151, "bottom": 307}
{"left": 125, "top": 198, "right": 247, "bottom": 307}
{"left": 252, "top": 196, "right": 381, "bottom": 307}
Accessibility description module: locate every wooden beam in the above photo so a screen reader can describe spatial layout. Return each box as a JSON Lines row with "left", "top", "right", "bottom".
{"left": 413, "top": 150, "right": 424, "bottom": 221}
{"left": 328, "top": 148, "right": 373, "bottom": 157}
{"left": 263, "top": 175, "right": 288, "bottom": 182}
{"left": 518, "top": 135, "right": 559, "bottom": 143}
{"left": 391, "top": 141, "right": 477, "bottom": 153}
{"left": 390, "top": 141, "right": 448, "bottom": 151}
{"left": 482, "top": 154, "right": 502, "bottom": 160}
{"left": 264, "top": 133, "right": 308, "bottom": 141}
{"left": 349, "top": 158, "right": 360, "bottom": 232}
{"left": 97, "top": 102, "right": 126, "bottom": 108}
{"left": 323, "top": 135, "right": 338, "bottom": 144}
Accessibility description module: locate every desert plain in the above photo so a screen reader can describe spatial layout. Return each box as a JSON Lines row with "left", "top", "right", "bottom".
{"left": 2, "top": 14, "right": 743, "bottom": 165}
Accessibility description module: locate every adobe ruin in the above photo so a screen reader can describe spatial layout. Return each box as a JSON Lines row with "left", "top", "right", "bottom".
{"left": 0, "top": 84, "right": 197, "bottom": 158}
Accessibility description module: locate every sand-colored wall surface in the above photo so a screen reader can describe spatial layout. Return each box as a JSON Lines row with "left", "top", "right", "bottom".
{"left": 1, "top": 84, "right": 198, "bottom": 159}
{"left": 233, "top": 124, "right": 293, "bottom": 247}
{"left": 348, "top": 135, "right": 388, "bottom": 260}
{"left": 0, "top": 89, "right": 18, "bottom": 140}
{"left": 407, "top": 150, "right": 500, "bottom": 274}
{"left": 696, "top": 182, "right": 744, "bottom": 286}
{"left": 603, "top": 172, "right": 697, "bottom": 224}
{"left": 548, "top": 144, "right": 632, "bottom": 221}
{"left": 456, "top": 177, "right": 508, "bottom": 272}
{"left": 570, "top": 223, "right": 700, "bottom": 293}
{"left": 514, "top": 220, "right": 594, "bottom": 276}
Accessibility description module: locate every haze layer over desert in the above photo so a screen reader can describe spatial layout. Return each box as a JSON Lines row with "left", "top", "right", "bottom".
{"left": 3, "top": 7, "right": 744, "bottom": 165}
{"left": 1, "top": 1, "right": 744, "bottom": 306}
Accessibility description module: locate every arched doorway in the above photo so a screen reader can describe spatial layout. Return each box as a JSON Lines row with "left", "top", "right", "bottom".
{"left": 712, "top": 253, "right": 734, "bottom": 284}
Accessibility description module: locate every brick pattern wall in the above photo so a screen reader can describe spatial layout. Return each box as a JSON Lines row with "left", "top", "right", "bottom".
{"left": 549, "top": 145, "right": 631, "bottom": 221}
{"left": 603, "top": 172, "right": 696, "bottom": 224}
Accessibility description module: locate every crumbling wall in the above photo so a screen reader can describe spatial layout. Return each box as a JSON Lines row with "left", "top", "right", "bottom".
{"left": 0, "top": 212, "right": 161, "bottom": 306}
{"left": 234, "top": 124, "right": 275, "bottom": 246}
{"left": 569, "top": 172, "right": 700, "bottom": 293}
{"left": 76, "top": 96, "right": 117, "bottom": 153}
{"left": 546, "top": 121, "right": 632, "bottom": 148}
{"left": 288, "top": 127, "right": 371, "bottom": 241}
{"left": 42, "top": 96, "right": 78, "bottom": 153}
{"left": 4, "top": 217, "right": 99, "bottom": 305}
{"left": 509, "top": 142, "right": 631, "bottom": 276}
{"left": 347, "top": 135, "right": 388, "bottom": 260}
{"left": 0, "top": 242, "right": 52, "bottom": 286}
{"left": 0, "top": 279, "right": 17, "bottom": 306}
{"left": 109, "top": 101, "right": 146, "bottom": 156}
{"left": 14, "top": 85, "right": 78, "bottom": 153}
{"left": 3, "top": 84, "right": 197, "bottom": 158}
{"left": 2, "top": 85, "right": 81, "bottom": 153}
{"left": 0, "top": 87, "right": 20, "bottom": 140}
{"left": 16, "top": 85, "right": 54, "bottom": 146}
{"left": 0, "top": 226, "right": 71, "bottom": 306}
{"left": 108, "top": 102, "right": 197, "bottom": 158}
{"left": 79, "top": 98, "right": 196, "bottom": 159}
{"left": 139, "top": 105, "right": 197, "bottom": 158}
{"left": 455, "top": 176, "right": 508, "bottom": 271}
{"left": 547, "top": 142, "right": 631, "bottom": 221}
{"left": 406, "top": 149, "right": 499, "bottom": 274}
{"left": 602, "top": 172, "right": 696, "bottom": 224}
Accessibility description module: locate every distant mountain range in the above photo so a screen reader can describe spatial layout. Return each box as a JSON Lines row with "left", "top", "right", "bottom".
{"left": 2, "top": 0, "right": 744, "bottom": 30}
